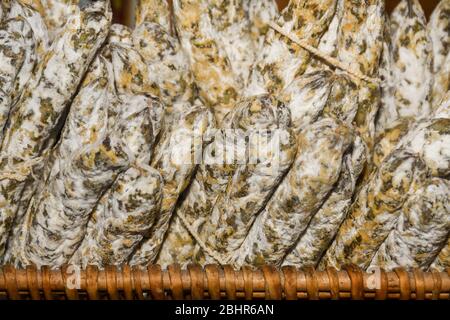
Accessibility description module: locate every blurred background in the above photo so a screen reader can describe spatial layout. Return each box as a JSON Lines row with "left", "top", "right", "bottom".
{"left": 111, "top": 0, "right": 137, "bottom": 26}
{"left": 111, "top": 0, "right": 441, "bottom": 27}
{"left": 276, "top": 0, "right": 441, "bottom": 17}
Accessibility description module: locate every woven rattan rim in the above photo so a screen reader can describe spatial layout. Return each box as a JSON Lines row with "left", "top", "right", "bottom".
{"left": 0, "top": 265, "right": 449, "bottom": 300}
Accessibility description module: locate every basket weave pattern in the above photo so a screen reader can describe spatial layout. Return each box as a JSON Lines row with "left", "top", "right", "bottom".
{"left": 0, "top": 265, "right": 449, "bottom": 300}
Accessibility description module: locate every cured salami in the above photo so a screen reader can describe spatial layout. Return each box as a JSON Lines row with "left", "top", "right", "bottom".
{"left": 376, "top": 94, "right": 450, "bottom": 176}
{"left": 1, "top": 0, "right": 111, "bottom": 160}
{"left": 109, "top": 23, "right": 164, "bottom": 145}
{"left": 429, "top": 0, "right": 450, "bottom": 108}
{"left": 207, "top": 0, "right": 256, "bottom": 90}
{"left": 8, "top": 1, "right": 49, "bottom": 58}
{"left": 304, "top": 0, "right": 344, "bottom": 73}
{"left": 435, "top": 91, "right": 450, "bottom": 119}
{"left": 71, "top": 164, "right": 162, "bottom": 267}
{"left": 20, "top": 135, "right": 129, "bottom": 267}
{"left": 109, "top": 24, "right": 155, "bottom": 97}
{"left": 337, "top": 0, "right": 384, "bottom": 80}
{"left": 156, "top": 132, "right": 231, "bottom": 267}
{"left": 388, "top": 0, "right": 433, "bottom": 123}
{"left": 428, "top": 0, "right": 450, "bottom": 75}
{"left": 373, "top": 118, "right": 412, "bottom": 168}
{"left": 135, "top": 0, "right": 172, "bottom": 32}
{"left": 0, "top": 1, "right": 10, "bottom": 22}
{"left": 0, "top": 18, "right": 27, "bottom": 141}
{"left": 133, "top": 21, "right": 193, "bottom": 107}
{"left": 55, "top": 55, "right": 113, "bottom": 160}
{"left": 0, "top": 0, "right": 111, "bottom": 257}
{"left": 322, "top": 72, "right": 360, "bottom": 125}
{"left": 401, "top": 118, "right": 450, "bottom": 179}
{"left": 320, "top": 150, "right": 430, "bottom": 270}
{"left": 130, "top": 100, "right": 214, "bottom": 266}
{"left": 157, "top": 116, "right": 236, "bottom": 267}
{"left": 283, "top": 71, "right": 368, "bottom": 268}
{"left": 69, "top": 23, "right": 165, "bottom": 267}
{"left": 432, "top": 53, "right": 450, "bottom": 109}
{"left": 158, "top": 95, "right": 295, "bottom": 267}
{"left": 323, "top": 95, "right": 450, "bottom": 269}
{"left": 3, "top": 54, "right": 114, "bottom": 263}
{"left": 338, "top": 0, "right": 384, "bottom": 155}
{"left": 246, "top": 0, "right": 337, "bottom": 96}
{"left": 12, "top": 51, "right": 129, "bottom": 267}
{"left": 108, "top": 22, "right": 133, "bottom": 46}
{"left": 430, "top": 238, "right": 450, "bottom": 271}
{"left": 0, "top": 1, "right": 50, "bottom": 142}
{"left": 172, "top": 0, "right": 240, "bottom": 123}
{"left": 280, "top": 70, "right": 334, "bottom": 132}
{"left": 375, "top": 15, "right": 396, "bottom": 135}
{"left": 9, "top": 21, "right": 159, "bottom": 266}
{"left": 243, "top": 0, "right": 279, "bottom": 50}
{"left": 284, "top": 134, "right": 366, "bottom": 268}
{"left": 369, "top": 178, "right": 450, "bottom": 270}
{"left": 233, "top": 117, "right": 353, "bottom": 267}
{"left": 40, "top": 0, "right": 77, "bottom": 41}
{"left": 203, "top": 96, "right": 296, "bottom": 260}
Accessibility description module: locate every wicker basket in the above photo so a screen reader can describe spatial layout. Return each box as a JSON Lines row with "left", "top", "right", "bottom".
{"left": 0, "top": 1, "right": 446, "bottom": 302}
{"left": 0, "top": 265, "right": 449, "bottom": 300}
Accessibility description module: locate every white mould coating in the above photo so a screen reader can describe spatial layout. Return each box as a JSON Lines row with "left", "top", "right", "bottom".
{"left": 0, "top": 18, "right": 27, "bottom": 142}
{"left": 11, "top": 51, "right": 129, "bottom": 267}
{"left": 284, "top": 134, "right": 366, "bottom": 268}
{"left": 130, "top": 100, "right": 214, "bottom": 266}
{"left": 71, "top": 164, "right": 163, "bottom": 267}
{"left": 280, "top": 70, "right": 334, "bottom": 132}
{"left": 3, "top": 54, "right": 113, "bottom": 263}
{"left": 0, "top": 1, "right": 50, "bottom": 143}
{"left": 389, "top": 0, "right": 433, "bottom": 122}
{"left": 428, "top": 0, "right": 450, "bottom": 74}
{"left": 135, "top": 0, "right": 172, "bottom": 32}
{"left": 203, "top": 95, "right": 297, "bottom": 260}
{"left": 375, "top": 15, "right": 397, "bottom": 135}
{"left": 321, "top": 149, "right": 431, "bottom": 270}
{"left": 246, "top": 0, "right": 337, "bottom": 97}
{"left": 133, "top": 21, "right": 193, "bottom": 107}
{"left": 370, "top": 178, "right": 450, "bottom": 270}
{"left": 233, "top": 117, "right": 353, "bottom": 267}
{"left": 39, "top": 0, "right": 78, "bottom": 42}
{"left": 0, "top": 0, "right": 111, "bottom": 257}
{"left": 428, "top": 0, "right": 450, "bottom": 108}
{"left": 172, "top": 0, "right": 240, "bottom": 123}
{"left": 243, "top": 0, "right": 279, "bottom": 52}
{"left": 431, "top": 237, "right": 450, "bottom": 271}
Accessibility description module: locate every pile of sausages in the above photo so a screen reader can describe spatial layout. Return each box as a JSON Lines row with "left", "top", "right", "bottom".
{"left": 0, "top": 0, "right": 448, "bottom": 272}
